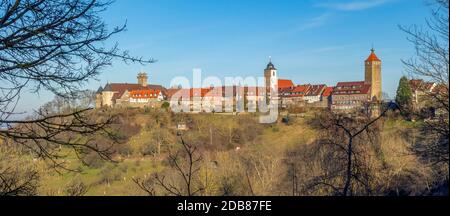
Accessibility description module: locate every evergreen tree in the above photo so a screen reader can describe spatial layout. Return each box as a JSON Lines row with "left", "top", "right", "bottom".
{"left": 395, "top": 76, "right": 413, "bottom": 109}
{"left": 161, "top": 101, "right": 170, "bottom": 110}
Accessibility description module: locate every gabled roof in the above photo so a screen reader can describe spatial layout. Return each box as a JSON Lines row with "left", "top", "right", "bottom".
{"left": 165, "top": 88, "right": 190, "bottom": 100}
{"left": 278, "top": 79, "right": 295, "bottom": 89}
{"left": 334, "top": 81, "right": 371, "bottom": 95}
{"left": 96, "top": 86, "right": 103, "bottom": 94}
{"left": 322, "top": 87, "right": 334, "bottom": 97}
{"left": 305, "top": 84, "right": 327, "bottom": 96}
{"left": 432, "top": 83, "right": 448, "bottom": 94}
{"left": 282, "top": 84, "right": 311, "bottom": 97}
{"left": 409, "top": 79, "right": 436, "bottom": 92}
{"left": 292, "top": 85, "right": 311, "bottom": 93}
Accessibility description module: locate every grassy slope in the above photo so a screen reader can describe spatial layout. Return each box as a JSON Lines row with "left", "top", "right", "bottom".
{"left": 36, "top": 112, "right": 416, "bottom": 196}
{"left": 38, "top": 113, "right": 317, "bottom": 195}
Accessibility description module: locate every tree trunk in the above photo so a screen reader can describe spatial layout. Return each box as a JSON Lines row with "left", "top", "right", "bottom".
{"left": 343, "top": 137, "right": 353, "bottom": 196}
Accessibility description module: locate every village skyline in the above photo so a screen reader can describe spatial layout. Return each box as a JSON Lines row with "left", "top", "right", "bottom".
{"left": 15, "top": 0, "right": 431, "bottom": 114}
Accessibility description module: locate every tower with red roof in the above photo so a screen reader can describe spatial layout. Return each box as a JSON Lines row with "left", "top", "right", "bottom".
{"left": 364, "top": 48, "right": 382, "bottom": 101}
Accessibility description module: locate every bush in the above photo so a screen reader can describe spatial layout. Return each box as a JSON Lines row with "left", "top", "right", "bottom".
{"left": 161, "top": 101, "right": 170, "bottom": 110}
{"left": 98, "top": 164, "right": 122, "bottom": 184}
{"left": 83, "top": 152, "right": 105, "bottom": 169}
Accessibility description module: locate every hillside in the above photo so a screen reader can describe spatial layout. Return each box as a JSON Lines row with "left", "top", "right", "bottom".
{"left": 2, "top": 108, "right": 440, "bottom": 196}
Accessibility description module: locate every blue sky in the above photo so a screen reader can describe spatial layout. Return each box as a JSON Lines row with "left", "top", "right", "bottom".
{"left": 19, "top": 0, "right": 432, "bottom": 113}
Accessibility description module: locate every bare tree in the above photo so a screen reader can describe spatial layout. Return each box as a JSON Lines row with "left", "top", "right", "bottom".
{"left": 306, "top": 107, "right": 390, "bottom": 196}
{"left": 2, "top": 108, "right": 119, "bottom": 171}
{"left": 133, "top": 177, "right": 156, "bottom": 196}
{"left": 134, "top": 137, "right": 205, "bottom": 196}
{"left": 0, "top": 167, "right": 39, "bottom": 196}
{"left": 400, "top": 0, "right": 449, "bottom": 166}
{"left": 0, "top": 0, "right": 154, "bottom": 171}
{"left": 65, "top": 181, "right": 89, "bottom": 196}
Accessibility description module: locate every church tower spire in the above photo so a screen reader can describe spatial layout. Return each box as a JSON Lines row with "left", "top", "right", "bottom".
{"left": 264, "top": 57, "right": 278, "bottom": 90}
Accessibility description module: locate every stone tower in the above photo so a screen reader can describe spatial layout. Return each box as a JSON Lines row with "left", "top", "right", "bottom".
{"left": 264, "top": 58, "right": 278, "bottom": 91}
{"left": 95, "top": 86, "right": 103, "bottom": 108}
{"left": 137, "top": 72, "right": 148, "bottom": 87}
{"left": 364, "top": 49, "right": 382, "bottom": 101}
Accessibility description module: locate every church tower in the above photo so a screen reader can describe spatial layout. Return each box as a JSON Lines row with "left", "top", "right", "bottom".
{"left": 364, "top": 49, "right": 382, "bottom": 101}
{"left": 264, "top": 57, "right": 278, "bottom": 90}
{"left": 137, "top": 72, "right": 148, "bottom": 87}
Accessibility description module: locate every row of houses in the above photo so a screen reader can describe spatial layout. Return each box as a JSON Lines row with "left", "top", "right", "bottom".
{"left": 95, "top": 49, "right": 384, "bottom": 114}
{"left": 279, "top": 84, "right": 332, "bottom": 107}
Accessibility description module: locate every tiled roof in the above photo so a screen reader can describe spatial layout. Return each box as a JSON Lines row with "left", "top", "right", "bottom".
{"left": 165, "top": 86, "right": 270, "bottom": 100}
{"left": 305, "top": 84, "right": 327, "bottom": 96}
{"left": 103, "top": 83, "right": 165, "bottom": 100}
{"left": 432, "top": 83, "right": 447, "bottom": 94}
{"left": 165, "top": 88, "right": 182, "bottom": 99}
{"left": 96, "top": 86, "right": 103, "bottom": 94}
{"left": 204, "top": 87, "right": 224, "bottom": 97}
{"left": 130, "top": 89, "right": 161, "bottom": 99}
{"left": 278, "top": 79, "right": 295, "bottom": 89}
{"left": 165, "top": 87, "right": 221, "bottom": 100}
{"left": 243, "top": 86, "right": 268, "bottom": 96}
{"left": 191, "top": 88, "right": 211, "bottom": 97}
{"left": 322, "top": 87, "right": 334, "bottom": 97}
{"left": 292, "top": 85, "right": 311, "bottom": 93}
{"left": 333, "top": 81, "right": 371, "bottom": 95}
{"left": 366, "top": 49, "right": 381, "bottom": 62}
{"left": 409, "top": 79, "right": 436, "bottom": 92}
{"left": 165, "top": 88, "right": 191, "bottom": 100}
{"left": 282, "top": 84, "right": 311, "bottom": 97}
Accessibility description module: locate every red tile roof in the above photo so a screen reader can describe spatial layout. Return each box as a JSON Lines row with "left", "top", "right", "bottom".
{"left": 165, "top": 86, "right": 270, "bottom": 100}
{"left": 243, "top": 86, "right": 267, "bottom": 96}
{"left": 282, "top": 84, "right": 311, "bottom": 97}
{"left": 409, "top": 79, "right": 436, "bottom": 92}
{"left": 103, "top": 83, "right": 165, "bottom": 100}
{"left": 292, "top": 85, "right": 310, "bottom": 94}
{"left": 306, "top": 84, "right": 327, "bottom": 96}
{"left": 203, "top": 87, "right": 223, "bottom": 97}
{"left": 189, "top": 88, "right": 210, "bottom": 97}
{"left": 366, "top": 50, "right": 381, "bottom": 62}
{"left": 165, "top": 87, "right": 222, "bottom": 100}
{"left": 130, "top": 89, "right": 161, "bottom": 99}
{"left": 432, "top": 83, "right": 447, "bottom": 94}
{"left": 278, "top": 79, "right": 295, "bottom": 89}
{"left": 322, "top": 87, "right": 334, "bottom": 97}
{"left": 334, "top": 81, "right": 371, "bottom": 95}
